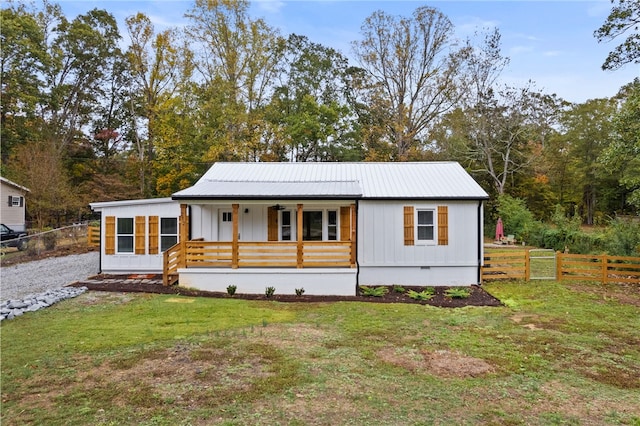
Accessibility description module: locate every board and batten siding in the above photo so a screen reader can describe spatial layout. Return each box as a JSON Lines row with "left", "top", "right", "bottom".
{"left": 95, "top": 200, "right": 181, "bottom": 274}
{"left": 357, "top": 200, "right": 483, "bottom": 286}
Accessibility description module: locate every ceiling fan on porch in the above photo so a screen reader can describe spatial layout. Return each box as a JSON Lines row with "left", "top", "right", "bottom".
{"left": 271, "top": 204, "right": 286, "bottom": 211}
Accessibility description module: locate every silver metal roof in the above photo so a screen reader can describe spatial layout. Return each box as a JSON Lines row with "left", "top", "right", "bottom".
{"left": 172, "top": 162, "right": 489, "bottom": 200}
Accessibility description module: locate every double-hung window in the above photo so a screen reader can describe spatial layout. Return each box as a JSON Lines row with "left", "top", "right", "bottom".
{"left": 327, "top": 210, "right": 338, "bottom": 240}
{"left": 416, "top": 209, "right": 435, "bottom": 243}
{"left": 117, "top": 218, "right": 134, "bottom": 253}
{"left": 160, "top": 218, "right": 178, "bottom": 252}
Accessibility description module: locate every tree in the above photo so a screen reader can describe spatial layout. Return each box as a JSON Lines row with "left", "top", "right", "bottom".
{"left": 559, "top": 98, "right": 618, "bottom": 224}
{"left": 267, "top": 34, "right": 358, "bottom": 162}
{"left": 186, "top": 0, "right": 282, "bottom": 162}
{"left": 352, "top": 6, "right": 468, "bottom": 160}
{"left": 594, "top": 0, "right": 640, "bottom": 70}
{"left": 600, "top": 79, "right": 640, "bottom": 212}
{"left": 125, "top": 12, "right": 188, "bottom": 196}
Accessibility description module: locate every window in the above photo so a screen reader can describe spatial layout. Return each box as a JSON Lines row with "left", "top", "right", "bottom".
{"left": 8, "top": 196, "right": 23, "bottom": 207}
{"left": 117, "top": 218, "right": 134, "bottom": 253}
{"left": 328, "top": 210, "right": 337, "bottom": 240}
{"left": 281, "top": 211, "right": 291, "bottom": 241}
{"left": 222, "top": 212, "right": 232, "bottom": 222}
{"left": 302, "top": 211, "right": 323, "bottom": 241}
{"left": 160, "top": 218, "right": 178, "bottom": 252}
{"left": 417, "top": 209, "right": 435, "bottom": 242}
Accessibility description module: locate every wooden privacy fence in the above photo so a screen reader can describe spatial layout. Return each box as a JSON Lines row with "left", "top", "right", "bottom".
{"left": 482, "top": 250, "right": 640, "bottom": 285}
{"left": 88, "top": 225, "right": 100, "bottom": 247}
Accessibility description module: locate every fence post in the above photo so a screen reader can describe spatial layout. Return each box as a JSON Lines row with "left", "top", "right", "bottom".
{"left": 556, "top": 252, "right": 563, "bottom": 282}
{"left": 525, "top": 249, "right": 531, "bottom": 281}
{"left": 602, "top": 254, "right": 608, "bottom": 285}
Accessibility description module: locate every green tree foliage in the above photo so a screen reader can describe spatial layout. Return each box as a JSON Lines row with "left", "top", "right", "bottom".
{"left": 594, "top": 0, "right": 640, "bottom": 70}
{"left": 600, "top": 79, "right": 640, "bottom": 212}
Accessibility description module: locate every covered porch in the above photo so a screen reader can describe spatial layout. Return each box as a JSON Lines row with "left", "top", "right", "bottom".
{"left": 163, "top": 202, "right": 357, "bottom": 288}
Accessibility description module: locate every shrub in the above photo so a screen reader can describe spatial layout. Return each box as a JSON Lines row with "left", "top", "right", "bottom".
{"left": 393, "top": 285, "right": 405, "bottom": 293}
{"left": 359, "top": 285, "right": 388, "bottom": 297}
{"left": 265, "top": 286, "right": 276, "bottom": 297}
{"left": 606, "top": 217, "right": 640, "bottom": 256}
{"left": 295, "top": 288, "right": 305, "bottom": 296}
{"left": 445, "top": 288, "right": 471, "bottom": 299}
{"left": 42, "top": 229, "right": 57, "bottom": 251}
{"left": 406, "top": 288, "right": 434, "bottom": 301}
{"left": 226, "top": 285, "right": 237, "bottom": 296}
{"left": 497, "top": 195, "right": 539, "bottom": 242}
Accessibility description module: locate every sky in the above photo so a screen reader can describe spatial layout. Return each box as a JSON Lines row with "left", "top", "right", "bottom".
{"left": 58, "top": 0, "right": 640, "bottom": 104}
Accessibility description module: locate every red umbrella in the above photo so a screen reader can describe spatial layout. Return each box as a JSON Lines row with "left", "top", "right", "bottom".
{"left": 495, "top": 217, "right": 504, "bottom": 242}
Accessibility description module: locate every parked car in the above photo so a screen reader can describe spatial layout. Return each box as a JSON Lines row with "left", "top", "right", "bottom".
{"left": 1, "top": 223, "right": 27, "bottom": 251}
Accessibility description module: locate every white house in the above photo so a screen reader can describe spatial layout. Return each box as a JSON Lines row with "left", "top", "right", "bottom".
{"left": 1, "top": 177, "right": 30, "bottom": 232}
{"left": 90, "top": 162, "right": 488, "bottom": 295}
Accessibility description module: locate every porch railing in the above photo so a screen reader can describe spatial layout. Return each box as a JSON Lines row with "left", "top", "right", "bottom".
{"left": 163, "top": 240, "right": 354, "bottom": 285}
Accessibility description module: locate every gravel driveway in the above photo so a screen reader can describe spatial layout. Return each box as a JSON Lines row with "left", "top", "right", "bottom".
{"left": 0, "top": 252, "right": 99, "bottom": 302}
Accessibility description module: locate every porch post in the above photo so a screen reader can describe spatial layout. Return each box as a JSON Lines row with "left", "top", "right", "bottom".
{"left": 350, "top": 203, "right": 356, "bottom": 267}
{"left": 179, "top": 204, "right": 188, "bottom": 268}
{"left": 297, "top": 204, "right": 303, "bottom": 268}
{"left": 232, "top": 203, "right": 239, "bottom": 269}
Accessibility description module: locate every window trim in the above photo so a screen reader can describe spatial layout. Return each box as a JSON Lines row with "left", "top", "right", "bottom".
{"left": 116, "top": 217, "right": 135, "bottom": 254}
{"left": 160, "top": 217, "right": 178, "bottom": 252}
{"left": 415, "top": 207, "right": 437, "bottom": 245}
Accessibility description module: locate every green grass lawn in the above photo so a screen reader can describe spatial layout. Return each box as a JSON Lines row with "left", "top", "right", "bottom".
{"left": 1, "top": 282, "right": 639, "bottom": 425}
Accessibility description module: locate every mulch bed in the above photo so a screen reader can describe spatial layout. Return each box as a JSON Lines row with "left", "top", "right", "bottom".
{"left": 70, "top": 276, "right": 502, "bottom": 307}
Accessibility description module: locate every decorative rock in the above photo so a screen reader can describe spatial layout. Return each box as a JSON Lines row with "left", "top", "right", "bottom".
{"left": 0, "top": 286, "right": 88, "bottom": 321}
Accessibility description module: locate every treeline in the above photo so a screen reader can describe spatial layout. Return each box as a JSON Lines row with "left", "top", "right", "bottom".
{"left": 1, "top": 0, "right": 638, "bottom": 229}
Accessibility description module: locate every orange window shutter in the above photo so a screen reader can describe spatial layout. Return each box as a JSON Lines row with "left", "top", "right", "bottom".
{"left": 105, "top": 216, "right": 116, "bottom": 255}
{"left": 340, "top": 206, "right": 350, "bottom": 241}
{"left": 135, "top": 216, "right": 146, "bottom": 254}
{"left": 438, "top": 206, "right": 449, "bottom": 245}
{"left": 148, "top": 216, "right": 159, "bottom": 254}
{"left": 404, "top": 206, "right": 414, "bottom": 246}
{"left": 267, "top": 207, "right": 278, "bottom": 241}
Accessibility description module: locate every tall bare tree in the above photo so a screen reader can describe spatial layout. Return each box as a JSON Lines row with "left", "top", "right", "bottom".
{"left": 352, "top": 6, "right": 468, "bottom": 160}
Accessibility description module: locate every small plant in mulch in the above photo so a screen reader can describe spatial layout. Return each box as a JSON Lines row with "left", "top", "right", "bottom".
{"left": 445, "top": 288, "right": 471, "bottom": 299}
{"left": 265, "top": 286, "right": 276, "bottom": 298}
{"left": 295, "top": 288, "right": 305, "bottom": 296}
{"left": 226, "top": 285, "right": 237, "bottom": 296}
{"left": 406, "top": 288, "right": 435, "bottom": 301}
{"left": 393, "top": 285, "right": 405, "bottom": 293}
{"left": 359, "top": 285, "right": 389, "bottom": 297}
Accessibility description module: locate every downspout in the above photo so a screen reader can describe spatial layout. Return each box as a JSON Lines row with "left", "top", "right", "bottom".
{"left": 355, "top": 199, "right": 360, "bottom": 291}
{"left": 477, "top": 200, "right": 483, "bottom": 285}
{"left": 98, "top": 213, "right": 102, "bottom": 274}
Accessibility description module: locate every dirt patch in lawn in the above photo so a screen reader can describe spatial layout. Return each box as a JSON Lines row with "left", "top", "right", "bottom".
{"left": 71, "top": 277, "right": 503, "bottom": 308}
{"left": 378, "top": 346, "right": 496, "bottom": 378}
{"left": 567, "top": 282, "right": 640, "bottom": 307}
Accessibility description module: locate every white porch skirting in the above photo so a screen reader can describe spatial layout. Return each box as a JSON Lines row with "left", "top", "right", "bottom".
{"left": 177, "top": 268, "right": 358, "bottom": 296}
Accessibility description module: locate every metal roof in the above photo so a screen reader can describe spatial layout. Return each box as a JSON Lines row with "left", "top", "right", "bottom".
{"left": 172, "top": 162, "right": 489, "bottom": 200}
{"left": 0, "top": 176, "right": 30, "bottom": 193}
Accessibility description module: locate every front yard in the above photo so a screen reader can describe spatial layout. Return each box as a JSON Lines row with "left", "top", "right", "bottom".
{"left": 1, "top": 280, "right": 639, "bottom": 425}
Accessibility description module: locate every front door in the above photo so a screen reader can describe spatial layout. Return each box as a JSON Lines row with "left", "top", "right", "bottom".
{"left": 218, "top": 210, "right": 233, "bottom": 241}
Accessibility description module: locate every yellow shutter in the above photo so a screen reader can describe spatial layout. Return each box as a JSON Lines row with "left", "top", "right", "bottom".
{"left": 267, "top": 207, "right": 278, "bottom": 241}
{"left": 404, "top": 206, "right": 414, "bottom": 246}
{"left": 438, "top": 206, "right": 449, "bottom": 245}
{"left": 148, "top": 216, "right": 159, "bottom": 254}
{"left": 105, "top": 216, "right": 115, "bottom": 255}
{"left": 135, "top": 216, "right": 146, "bottom": 254}
{"left": 340, "top": 206, "right": 350, "bottom": 241}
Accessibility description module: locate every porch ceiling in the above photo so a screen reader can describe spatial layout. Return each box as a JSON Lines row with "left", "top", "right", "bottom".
{"left": 173, "top": 180, "right": 362, "bottom": 200}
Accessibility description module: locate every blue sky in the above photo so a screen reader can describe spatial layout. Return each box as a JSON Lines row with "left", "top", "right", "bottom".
{"left": 59, "top": 0, "right": 639, "bottom": 104}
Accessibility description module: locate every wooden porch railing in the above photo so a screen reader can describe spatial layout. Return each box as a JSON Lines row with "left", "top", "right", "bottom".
{"left": 163, "top": 240, "right": 354, "bottom": 285}
{"left": 163, "top": 242, "right": 182, "bottom": 286}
